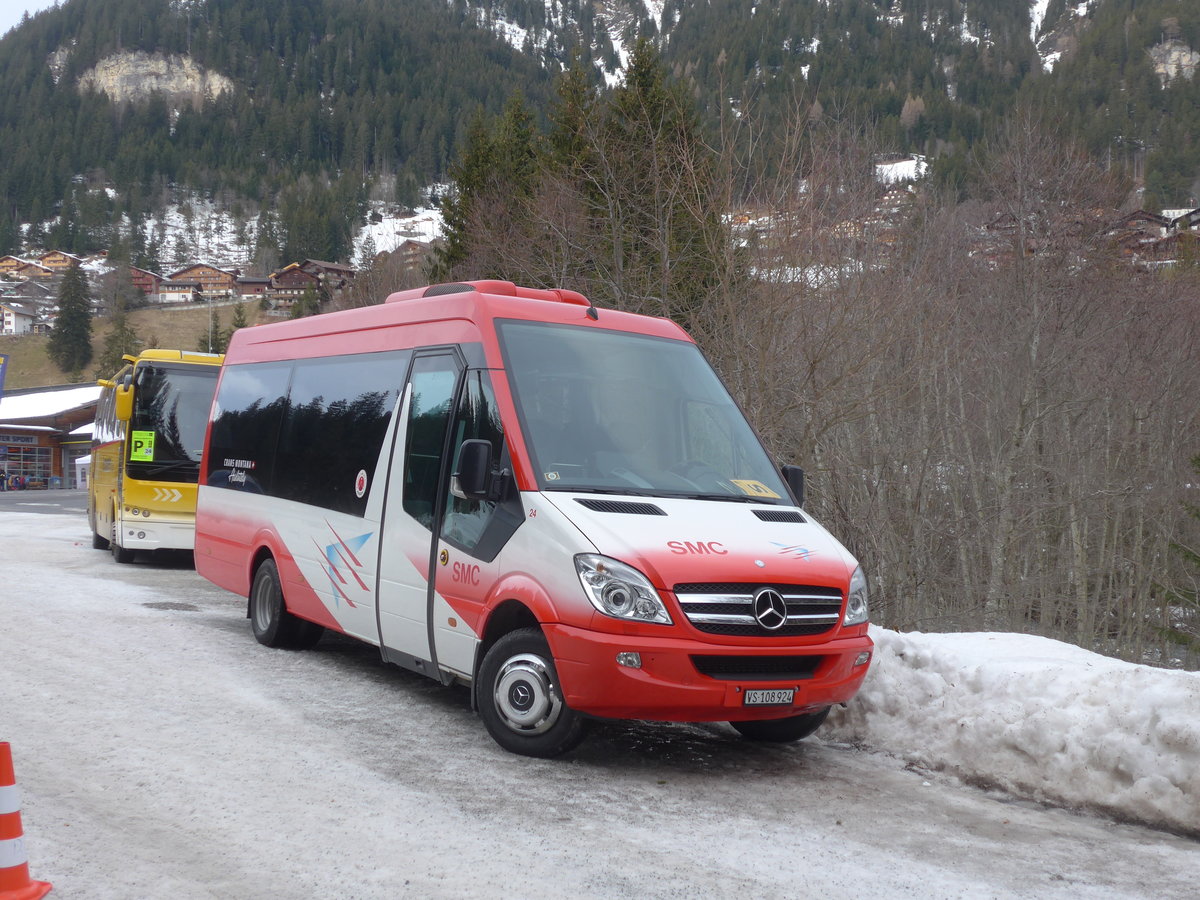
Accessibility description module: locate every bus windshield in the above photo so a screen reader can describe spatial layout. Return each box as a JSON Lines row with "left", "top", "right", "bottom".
{"left": 498, "top": 319, "right": 791, "bottom": 503}
{"left": 127, "top": 362, "right": 219, "bottom": 483}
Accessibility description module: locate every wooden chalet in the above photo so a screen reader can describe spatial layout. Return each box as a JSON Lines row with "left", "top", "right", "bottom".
{"left": 129, "top": 265, "right": 163, "bottom": 295}
{"left": 0, "top": 255, "right": 30, "bottom": 275}
{"left": 11, "top": 261, "right": 55, "bottom": 280}
{"left": 236, "top": 275, "right": 271, "bottom": 300}
{"left": 1108, "top": 210, "right": 1169, "bottom": 236}
{"left": 166, "top": 263, "right": 239, "bottom": 297}
{"left": 270, "top": 263, "right": 320, "bottom": 302}
{"left": 298, "top": 259, "right": 355, "bottom": 295}
{"left": 1168, "top": 208, "right": 1200, "bottom": 232}
{"left": 37, "top": 250, "right": 85, "bottom": 271}
{"left": 393, "top": 239, "right": 432, "bottom": 275}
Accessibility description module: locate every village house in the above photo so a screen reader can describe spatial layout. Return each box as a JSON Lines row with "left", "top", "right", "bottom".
{"left": 269, "top": 263, "right": 320, "bottom": 308}
{"left": 236, "top": 275, "right": 271, "bottom": 301}
{"left": 158, "top": 278, "right": 202, "bottom": 303}
{"left": 0, "top": 255, "right": 29, "bottom": 275}
{"left": 37, "top": 250, "right": 86, "bottom": 272}
{"left": 165, "top": 263, "right": 239, "bottom": 298}
{"left": 392, "top": 239, "right": 433, "bottom": 276}
{"left": 1, "top": 299, "right": 42, "bottom": 335}
{"left": 299, "top": 259, "right": 355, "bottom": 294}
{"left": 129, "top": 265, "right": 163, "bottom": 296}
{"left": 11, "top": 261, "right": 56, "bottom": 280}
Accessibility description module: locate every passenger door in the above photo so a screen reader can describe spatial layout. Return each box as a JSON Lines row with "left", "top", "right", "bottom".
{"left": 376, "top": 352, "right": 462, "bottom": 676}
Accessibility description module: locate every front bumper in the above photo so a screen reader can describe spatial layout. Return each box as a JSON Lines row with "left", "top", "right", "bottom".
{"left": 116, "top": 515, "right": 196, "bottom": 552}
{"left": 547, "top": 623, "right": 872, "bottom": 722}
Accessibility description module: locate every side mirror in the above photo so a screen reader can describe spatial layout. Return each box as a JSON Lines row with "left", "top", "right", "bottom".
{"left": 114, "top": 372, "right": 134, "bottom": 422}
{"left": 782, "top": 464, "right": 805, "bottom": 508}
{"left": 452, "top": 439, "right": 493, "bottom": 501}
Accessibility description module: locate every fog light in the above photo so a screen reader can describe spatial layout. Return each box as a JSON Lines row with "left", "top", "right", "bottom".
{"left": 130, "top": 507, "right": 139, "bottom": 515}
{"left": 137, "top": 531, "right": 146, "bottom": 540}
{"left": 854, "top": 651, "right": 871, "bottom": 666}
{"left": 616, "top": 652, "right": 642, "bottom": 669}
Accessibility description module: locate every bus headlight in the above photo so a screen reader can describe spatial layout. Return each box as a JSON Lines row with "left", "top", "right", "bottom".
{"left": 844, "top": 566, "right": 869, "bottom": 626}
{"left": 575, "top": 554, "right": 672, "bottom": 625}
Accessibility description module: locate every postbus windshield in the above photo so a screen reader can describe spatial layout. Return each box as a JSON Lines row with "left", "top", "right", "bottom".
{"left": 499, "top": 319, "right": 791, "bottom": 503}
{"left": 127, "top": 362, "right": 219, "bottom": 483}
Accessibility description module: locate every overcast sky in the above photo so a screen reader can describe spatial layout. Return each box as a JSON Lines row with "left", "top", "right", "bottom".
{"left": 0, "top": 0, "right": 60, "bottom": 38}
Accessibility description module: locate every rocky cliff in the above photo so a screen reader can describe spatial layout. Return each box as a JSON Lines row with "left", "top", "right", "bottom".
{"left": 75, "top": 51, "right": 233, "bottom": 107}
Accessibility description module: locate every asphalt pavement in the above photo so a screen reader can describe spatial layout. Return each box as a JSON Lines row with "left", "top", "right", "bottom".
{"left": 0, "top": 487, "right": 87, "bottom": 514}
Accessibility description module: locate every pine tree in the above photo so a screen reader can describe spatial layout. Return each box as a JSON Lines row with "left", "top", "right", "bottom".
{"left": 95, "top": 294, "right": 141, "bottom": 379}
{"left": 48, "top": 263, "right": 94, "bottom": 377}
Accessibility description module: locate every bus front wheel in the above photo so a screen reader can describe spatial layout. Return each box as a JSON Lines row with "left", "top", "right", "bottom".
{"left": 110, "top": 520, "right": 134, "bottom": 564}
{"left": 250, "top": 558, "right": 324, "bottom": 650}
{"left": 477, "top": 628, "right": 588, "bottom": 758}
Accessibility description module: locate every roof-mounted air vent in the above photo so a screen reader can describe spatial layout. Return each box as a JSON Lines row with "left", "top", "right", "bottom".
{"left": 422, "top": 282, "right": 475, "bottom": 297}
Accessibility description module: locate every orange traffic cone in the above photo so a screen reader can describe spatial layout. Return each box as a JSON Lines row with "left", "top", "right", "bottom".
{"left": 0, "top": 743, "right": 51, "bottom": 900}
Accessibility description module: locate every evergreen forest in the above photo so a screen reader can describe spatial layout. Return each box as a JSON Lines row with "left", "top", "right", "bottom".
{"left": 2, "top": 0, "right": 1200, "bottom": 259}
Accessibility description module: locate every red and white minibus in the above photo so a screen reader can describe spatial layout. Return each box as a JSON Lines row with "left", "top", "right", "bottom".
{"left": 195, "top": 280, "right": 872, "bottom": 756}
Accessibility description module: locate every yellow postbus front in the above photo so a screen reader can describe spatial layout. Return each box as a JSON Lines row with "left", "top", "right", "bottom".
{"left": 89, "top": 350, "right": 224, "bottom": 563}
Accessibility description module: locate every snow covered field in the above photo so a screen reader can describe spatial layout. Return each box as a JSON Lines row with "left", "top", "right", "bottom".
{"left": 1, "top": 507, "right": 1198, "bottom": 898}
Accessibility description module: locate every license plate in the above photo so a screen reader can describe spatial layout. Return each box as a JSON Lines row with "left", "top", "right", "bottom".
{"left": 743, "top": 689, "right": 794, "bottom": 706}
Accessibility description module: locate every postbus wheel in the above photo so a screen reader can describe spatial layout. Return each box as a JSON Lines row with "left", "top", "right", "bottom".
{"left": 477, "top": 627, "right": 588, "bottom": 758}
{"left": 110, "top": 519, "right": 135, "bottom": 564}
{"left": 89, "top": 501, "right": 109, "bottom": 550}
{"left": 729, "top": 706, "right": 830, "bottom": 743}
{"left": 249, "top": 558, "right": 324, "bottom": 650}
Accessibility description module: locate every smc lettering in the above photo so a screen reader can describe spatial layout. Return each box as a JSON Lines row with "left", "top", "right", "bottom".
{"left": 668, "top": 540, "right": 728, "bottom": 555}
{"left": 452, "top": 561, "right": 481, "bottom": 585}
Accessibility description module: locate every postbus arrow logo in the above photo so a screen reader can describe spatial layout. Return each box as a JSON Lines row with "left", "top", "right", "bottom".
{"left": 153, "top": 487, "right": 183, "bottom": 502}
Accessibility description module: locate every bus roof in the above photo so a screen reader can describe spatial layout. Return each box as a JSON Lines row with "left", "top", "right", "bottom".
{"left": 224, "top": 280, "right": 693, "bottom": 365}
{"left": 126, "top": 349, "right": 225, "bottom": 366}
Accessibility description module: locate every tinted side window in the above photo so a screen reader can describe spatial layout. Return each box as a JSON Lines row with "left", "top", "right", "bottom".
{"left": 274, "top": 352, "right": 408, "bottom": 515}
{"left": 403, "top": 355, "right": 460, "bottom": 530}
{"left": 442, "top": 371, "right": 503, "bottom": 551}
{"left": 206, "top": 362, "right": 292, "bottom": 494}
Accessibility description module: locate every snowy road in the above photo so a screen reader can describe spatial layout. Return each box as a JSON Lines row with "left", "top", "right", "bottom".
{"left": 2, "top": 511, "right": 1197, "bottom": 899}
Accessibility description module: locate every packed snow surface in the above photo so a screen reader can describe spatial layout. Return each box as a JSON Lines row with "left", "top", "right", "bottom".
{"left": 825, "top": 630, "right": 1200, "bottom": 835}
{"left": 1, "top": 508, "right": 1197, "bottom": 899}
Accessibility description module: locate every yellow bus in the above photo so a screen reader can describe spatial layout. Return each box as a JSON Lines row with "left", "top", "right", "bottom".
{"left": 90, "top": 349, "right": 224, "bottom": 563}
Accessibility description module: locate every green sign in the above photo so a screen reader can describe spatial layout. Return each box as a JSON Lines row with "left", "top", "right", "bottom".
{"left": 130, "top": 430, "right": 156, "bottom": 461}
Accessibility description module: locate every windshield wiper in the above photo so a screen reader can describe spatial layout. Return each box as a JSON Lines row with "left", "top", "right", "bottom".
{"left": 554, "top": 487, "right": 658, "bottom": 497}
{"left": 129, "top": 459, "right": 199, "bottom": 477}
{"left": 678, "top": 492, "right": 768, "bottom": 503}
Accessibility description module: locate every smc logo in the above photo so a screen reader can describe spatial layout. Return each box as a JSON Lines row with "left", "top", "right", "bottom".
{"left": 452, "top": 562, "right": 481, "bottom": 585}
{"left": 668, "top": 540, "right": 728, "bottom": 555}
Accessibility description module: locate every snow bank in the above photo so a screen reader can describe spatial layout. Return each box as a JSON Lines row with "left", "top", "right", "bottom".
{"left": 825, "top": 627, "right": 1200, "bottom": 835}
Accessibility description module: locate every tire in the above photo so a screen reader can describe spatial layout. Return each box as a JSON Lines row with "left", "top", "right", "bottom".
{"left": 110, "top": 519, "right": 135, "bottom": 564}
{"left": 477, "top": 627, "right": 588, "bottom": 758}
{"left": 87, "top": 501, "right": 108, "bottom": 549}
{"left": 89, "top": 503, "right": 110, "bottom": 550}
{"left": 249, "top": 558, "right": 324, "bottom": 650}
{"left": 730, "top": 706, "right": 831, "bottom": 743}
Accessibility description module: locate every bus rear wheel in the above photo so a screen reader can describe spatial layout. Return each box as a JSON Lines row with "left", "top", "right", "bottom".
{"left": 250, "top": 558, "right": 324, "bottom": 650}
{"left": 477, "top": 627, "right": 588, "bottom": 758}
{"left": 730, "top": 706, "right": 830, "bottom": 743}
